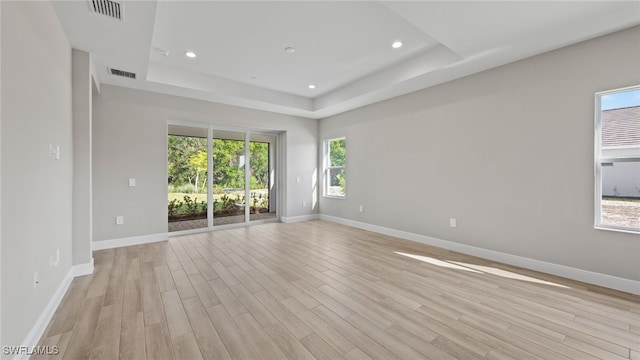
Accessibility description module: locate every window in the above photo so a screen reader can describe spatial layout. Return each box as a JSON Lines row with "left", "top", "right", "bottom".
{"left": 595, "top": 86, "right": 640, "bottom": 233}
{"left": 324, "top": 138, "right": 346, "bottom": 198}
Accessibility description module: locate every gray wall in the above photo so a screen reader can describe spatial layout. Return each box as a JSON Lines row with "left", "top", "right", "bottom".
{"left": 1, "top": 1, "right": 73, "bottom": 348}
{"left": 72, "top": 50, "right": 93, "bottom": 265}
{"left": 92, "top": 85, "right": 318, "bottom": 242}
{"left": 319, "top": 26, "right": 640, "bottom": 281}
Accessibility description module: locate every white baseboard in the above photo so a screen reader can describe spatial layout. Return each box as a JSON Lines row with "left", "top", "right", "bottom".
{"left": 92, "top": 232, "right": 168, "bottom": 251}
{"left": 71, "top": 258, "right": 94, "bottom": 277}
{"left": 319, "top": 214, "right": 640, "bottom": 295}
{"left": 15, "top": 260, "right": 95, "bottom": 360}
{"left": 281, "top": 214, "right": 319, "bottom": 223}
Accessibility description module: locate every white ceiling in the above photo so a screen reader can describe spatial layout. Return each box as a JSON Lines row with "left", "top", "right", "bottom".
{"left": 52, "top": 1, "right": 640, "bottom": 119}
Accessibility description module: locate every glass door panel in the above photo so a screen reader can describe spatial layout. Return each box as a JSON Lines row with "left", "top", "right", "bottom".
{"left": 249, "top": 133, "right": 277, "bottom": 221}
{"left": 212, "top": 130, "right": 246, "bottom": 226}
{"left": 167, "top": 125, "right": 208, "bottom": 232}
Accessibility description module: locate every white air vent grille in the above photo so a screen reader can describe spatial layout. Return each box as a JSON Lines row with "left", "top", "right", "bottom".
{"left": 108, "top": 68, "right": 136, "bottom": 79}
{"left": 90, "top": 0, "right": 123, "bottom": 20}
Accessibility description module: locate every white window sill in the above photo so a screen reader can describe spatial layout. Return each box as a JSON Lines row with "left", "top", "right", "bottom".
{"left": 324, "top": 195, "right": 346, "bottom": 200}
{"left": 595, "top": 226, "right": 640, "bottom": 235}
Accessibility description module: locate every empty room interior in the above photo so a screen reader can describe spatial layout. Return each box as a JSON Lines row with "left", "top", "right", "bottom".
{"left": 2, "top": 1, "right": 640, "bottom": 359}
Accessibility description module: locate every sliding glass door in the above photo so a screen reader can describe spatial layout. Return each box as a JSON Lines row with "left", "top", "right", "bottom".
{"left": 249, "top": 133, "right": 277, "bottom": 222}
{"left": 212, "top": 130, "right": 246, "bottom": 226}
{"left": 168, "top": 124, "right": 278, "bottom": 233}
{"left": 167, "top": 126, "right": 208, "bottom": 232}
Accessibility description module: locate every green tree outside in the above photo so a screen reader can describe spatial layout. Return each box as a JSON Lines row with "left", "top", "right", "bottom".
{"left": 329, "top": 139, "right": 346, "bottom": 194}
{"left": 168, "top": 135, "right": 270, "bottom": 193}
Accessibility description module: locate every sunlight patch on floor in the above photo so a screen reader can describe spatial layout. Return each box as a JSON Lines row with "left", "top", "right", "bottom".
{"left": 394, "top": 252, "right": 482, "bottom": 273}
{"left": 449, "top": 261, "right": 569, "bottom": 288}
{"left": 394, "top": 251, "right": 569, "bottom": 288}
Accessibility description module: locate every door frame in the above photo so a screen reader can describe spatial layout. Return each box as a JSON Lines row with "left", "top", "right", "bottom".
{"left": 167, "top": 119, "right": 283, "bottom": 236}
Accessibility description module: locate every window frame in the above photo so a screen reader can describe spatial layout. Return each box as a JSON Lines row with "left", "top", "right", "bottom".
{"left": 323, "top": 137, "right": 346, "bottom": 199}
{"left": 594, "top": 85, "right": 640, "bottom": 234}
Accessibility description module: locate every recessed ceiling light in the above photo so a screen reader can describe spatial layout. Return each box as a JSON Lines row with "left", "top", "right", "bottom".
{"left": 392, "top": 41, "right": 403, "bottom": 49}
{"left": 285, "top": 47, "right": 296, "bottom": 54}
{"left": 308, "top": 84, "right": 316, "bottom": 89}
{"left": 185, "top": 51, "right": 197, "bottom": 58}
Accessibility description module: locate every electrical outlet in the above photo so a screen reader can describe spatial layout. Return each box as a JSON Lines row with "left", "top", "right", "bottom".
{"left": 359, "top": 205, "right": 364, "bottom": 213}
{"left": 128, "top": 178, "right": 136, "bottom": 187}
{"left": 449, "top": 218, "right": 457, "bottom": 228}
{"left": 116, "top": 216, "right": 124, "bottom": 225}
{"left": 302, "top": 200, "right": 307, "bottom": 207}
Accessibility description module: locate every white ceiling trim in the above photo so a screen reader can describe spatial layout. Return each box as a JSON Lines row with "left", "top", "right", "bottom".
{"left": 147, "top": 62, "right": 314, "bottom": 111}
{"left": 51, "top": 1, "right": 640, "bottom": 120}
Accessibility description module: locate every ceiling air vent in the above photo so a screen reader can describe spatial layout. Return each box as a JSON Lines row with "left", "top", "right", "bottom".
{"left": 89, "top": 0, "right": 123, "bottom": 20}
{"left": 108, "top": 68, "right": 136, "bottom": 79}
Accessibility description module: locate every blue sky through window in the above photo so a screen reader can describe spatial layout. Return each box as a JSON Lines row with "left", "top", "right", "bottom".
{"left": 601, "top": 89, "right": 640, "bottom": 110}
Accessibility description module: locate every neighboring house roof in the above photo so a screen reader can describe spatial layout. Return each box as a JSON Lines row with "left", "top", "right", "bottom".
{"left": 602, "top": 105, "right": 640, "bottom": 147}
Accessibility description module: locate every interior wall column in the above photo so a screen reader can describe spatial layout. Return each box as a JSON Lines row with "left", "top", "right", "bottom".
{"left": 71, "top": 49, "right": 93, "bottom": 266}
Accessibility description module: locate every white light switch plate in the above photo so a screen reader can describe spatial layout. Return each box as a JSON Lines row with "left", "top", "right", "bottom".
{"left": 129, "top": 178, "right": 136, "bottom": 187}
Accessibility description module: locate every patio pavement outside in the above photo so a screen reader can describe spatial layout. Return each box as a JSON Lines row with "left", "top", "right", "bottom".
{"left": 169, "top": 212, "right": 277, "bottom": 232}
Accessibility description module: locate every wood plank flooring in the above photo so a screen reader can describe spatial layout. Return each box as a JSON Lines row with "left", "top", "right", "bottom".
{"left": 36, "top": 220, "right": 640, "bottom": 359}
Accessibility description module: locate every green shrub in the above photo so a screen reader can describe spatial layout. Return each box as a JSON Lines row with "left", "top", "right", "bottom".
{"left": 168, "top": 183, "right": 197, "bottom": 194}
{"left": 168, "top": 199, "right": 181, "bottom": 217}
{"left": 180, "top": 184, "right": 197, "bottom": 193}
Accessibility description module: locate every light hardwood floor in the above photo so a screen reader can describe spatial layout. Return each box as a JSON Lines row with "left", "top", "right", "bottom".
{"left": 35, "top": 220, "right": 640, "bottom": 359}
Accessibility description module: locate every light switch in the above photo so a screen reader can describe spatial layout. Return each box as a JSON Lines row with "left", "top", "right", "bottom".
{"left": 48, "top": 144, "right": 60, "bottom": 159}
{"left": 129, "top": 178, "right": 136, "bottom": 187}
